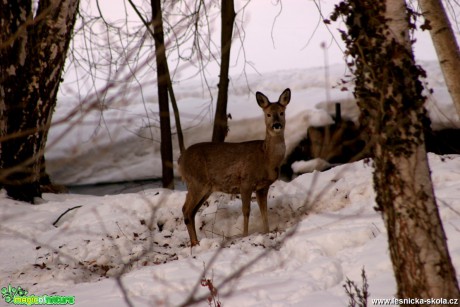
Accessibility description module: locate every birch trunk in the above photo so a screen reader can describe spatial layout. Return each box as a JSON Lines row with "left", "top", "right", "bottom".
{"left": 333, "top": 0, "right": 459, "bottom": 302}
{"left": 378, "top": 0, "right": 459, "bottom": 300}
{"left": 418, "top": 0, "right": 460, "bottom": 118}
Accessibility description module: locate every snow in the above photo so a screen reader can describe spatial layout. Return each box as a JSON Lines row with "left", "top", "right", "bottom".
{"left": 291, "top": 158, "right": 334, "bottom": 174}
{"left": 46, "top": 61, "right": 458, "bottom": 186}
{"left": 1, "top": 61, "right": 460, "bottom": 306}
{"left": 1, "top": 155, "right": 460, "bottom": 306}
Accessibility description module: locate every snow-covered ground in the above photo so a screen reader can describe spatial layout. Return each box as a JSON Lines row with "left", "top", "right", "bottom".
{"left": 1, "top": 62, "right": 459, "bottom": 306}
{"left": 1, "top": 154, "right": 460, "bottom": 306}
{"left": 45, "top": 62, "right": 458, "bottom": 186}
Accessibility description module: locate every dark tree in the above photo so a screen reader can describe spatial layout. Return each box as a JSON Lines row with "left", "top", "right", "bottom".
{"left": 151, "top": 0, "right": 174, "bottom": 189}
{"left": 212, "top": 0, "right": 236, "bottom": 143}
{"left": 0, "top": 0, "right": 79, "bottom": 203}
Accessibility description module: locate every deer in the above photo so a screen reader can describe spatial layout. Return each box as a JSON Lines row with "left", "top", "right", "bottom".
{"left": 179, "top": 88, "right": 291, "bottom": 246}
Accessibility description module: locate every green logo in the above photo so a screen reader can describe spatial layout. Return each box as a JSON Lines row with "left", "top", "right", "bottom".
{"left": 1, "top": 284, "right": 75, "bottom": 305}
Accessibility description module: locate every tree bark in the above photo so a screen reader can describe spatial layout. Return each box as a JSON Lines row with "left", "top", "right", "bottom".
{"left": 0, "top": 0, "right": 79, "bottom": 203}
{"left": 151, "top": 0, "right": 174, "bottom": 189}
{"left": 333, "top": 0, "right": 459, "bottom": 302}
{"left": 382, "top": 2, "right": 459, "bottom": 299}
{"left": 211, "top": 0, "right": 235, "bottom": 143}
{"left": 126, "top": 0, "right": 185, "bottom": 156}
{"left": 168, "top": 81, "right": 185, "bottom": 155}
{"left": 418, "top": 0, "right": 460, "bottom": 118}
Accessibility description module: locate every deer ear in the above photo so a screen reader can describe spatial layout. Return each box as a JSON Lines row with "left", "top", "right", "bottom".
{"left": 256, "top": 92, "right": 270, "bottom": 109}
{"left": 279, "top": 88, "right": 291, "bottom": 107}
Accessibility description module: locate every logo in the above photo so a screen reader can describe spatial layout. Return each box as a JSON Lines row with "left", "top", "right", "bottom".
{"left": 1, "top": 284, "right": 75, "bottom": 305}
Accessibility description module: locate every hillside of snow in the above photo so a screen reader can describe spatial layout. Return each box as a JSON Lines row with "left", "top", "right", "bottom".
{"left": 1, "top": 62, "right": 459, "bottom": 306}
{"left": 45, "top": 61, "right": 458, "bottom": 186}
{"left": 1, "top": 153, "right": 460, "bottom": 306}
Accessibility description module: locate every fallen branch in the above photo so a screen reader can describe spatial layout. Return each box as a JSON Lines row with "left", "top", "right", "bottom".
{"left": 52, "top": 206, "right": 82, "bottom": 227}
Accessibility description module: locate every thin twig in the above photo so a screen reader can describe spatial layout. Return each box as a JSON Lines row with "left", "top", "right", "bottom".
{"left": 52, "top": 206, "right": 82, "bottom": 227}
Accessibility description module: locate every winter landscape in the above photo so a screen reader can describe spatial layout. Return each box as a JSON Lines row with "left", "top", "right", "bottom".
{"left": 1, "top": 59, "right": 460, "bottom": 306}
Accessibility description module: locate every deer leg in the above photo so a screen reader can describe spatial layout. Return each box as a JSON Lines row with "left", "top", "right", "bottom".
{"left": 240, "top": 187, "right": 252, "bottom": 237}
{"left": 182, "top": 185, "right": 211, "bottom": 246}
{"left": 256, "top": 187, "right": 270, "bottom": 233}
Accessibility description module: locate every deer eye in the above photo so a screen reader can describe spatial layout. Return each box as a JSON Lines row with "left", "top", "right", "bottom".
{"left": 280, "top": 112, "right": 284, "bottom": 116}
{"left": 267, "top": 114, "right": 271, "bottom": 117}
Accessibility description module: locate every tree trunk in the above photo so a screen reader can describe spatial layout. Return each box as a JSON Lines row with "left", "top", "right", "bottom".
{"left": 418, "top": 0, "right": 460, "bottom": 118}
{"left": 0, "top": 0, "right": 79, "bottom": 203}
{"left": 333, "top": 0, "right": 459, "bottom": 302}
{"left": 382, "top": 2, "right": 459, "bottom": 299}
{"left": 211, "top": 0, "right": 235, "bottom": 143}
{"left": 151, "top": 0, "right": 174, "bottom": 189}
{"left": 168, "top": 82, "right": 185, "bottom": 155}
{"left": 125, "top": 1, "right": 185, "bottom": 155}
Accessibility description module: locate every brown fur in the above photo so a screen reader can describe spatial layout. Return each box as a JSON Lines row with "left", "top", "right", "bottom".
{"left": 179, "top": 89, "right": 291, "bottom": 246}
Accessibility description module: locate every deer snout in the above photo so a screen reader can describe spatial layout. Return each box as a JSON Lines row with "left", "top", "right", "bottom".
{"left": 272, "top": 123, "right": 283, "bottom": 131}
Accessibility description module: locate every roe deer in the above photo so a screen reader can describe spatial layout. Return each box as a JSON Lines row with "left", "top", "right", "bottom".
{"left": 179, "top": 88, "right": 291, "bottom": 246}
